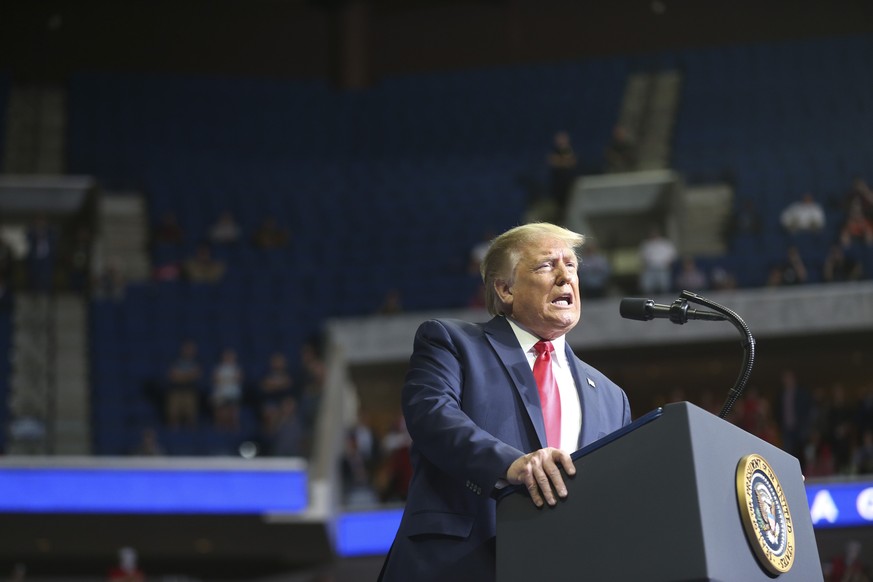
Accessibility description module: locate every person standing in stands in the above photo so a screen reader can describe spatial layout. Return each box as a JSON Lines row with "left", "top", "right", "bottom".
{"left": 165, "top": 340, "right": 203, "bottom": 429}
{"left": 211, "top": 348, "right": 243, "bottom": 432}
{"left": 774, "top": 369, "right": 811, "bottom": 462}
{"left": 545, "top": 131, "right": 578, "bottom": 223}
{"left": 252, "top": 216, "right": 290, "bottom": 250}
{"left": 578, "top": 238, "right": 611, "bottom": 298}
{"left": 259, "top": 352, "right": 295, "bottom": 435}
{"left": 378, "top": 222, "right": 631, "bottom": 582}
{"left": 638, "top": 226, "right": 678, "bottom": 295}
{"left": 26, "top": 215, "right": 57, "bottom": 293}
{"left": 208, "top": 209, "right": 242, "bottom": 246}
{"left": 780, "top": 193, "right": 825, "bottom": 234}
{"left": 603, "top": 124, "right": 637, "bottom": 173}
{"left": 674, "top": 256, "right": 708, "bottom": 292}
{"left": 183, "top": 243, "right": 226, "bottom": 283}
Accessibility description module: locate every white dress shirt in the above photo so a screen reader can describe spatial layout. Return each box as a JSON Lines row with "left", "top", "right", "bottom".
{"left": 507, "top": 319, "right": 582, "bottom": 452}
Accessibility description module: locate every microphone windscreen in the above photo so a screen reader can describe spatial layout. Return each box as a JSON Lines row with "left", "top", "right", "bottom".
{"left": 619, "top": 297, "right": 651, "bottom": 321}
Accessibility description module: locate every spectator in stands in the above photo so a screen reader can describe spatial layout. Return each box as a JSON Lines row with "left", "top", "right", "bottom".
{"left": 546, "top": 130, "right": 578, "bottom": 222}
{"left": 0, "top": 234, "right": 13, "bottom": 281}
{"left": 150, "top": 211, "right": 185, "bottom": 281}
{"left": 638, "top": 226, "right": 678, "bottom": 294}
{"left": 803, "top": 428, "right": 835, "bottom": 478}
{"left": 342, "top": 427, "right": 379, "bottom": 507}
{"left": 840, "top": 177, "right": 873, "bottom": 222}
{"left": 93, "top": 256, "right": 127, "bottom": 301}
{"left": 252, "top": 216, "right": 290, "bottom": 250}
{"left": 749, "top": 397, "right": 780, "bottom": 448}
{"left": 851, "top": 429, "right": 873, "bottom": 476}
{"left": 737, "top": 386, "right": 766, "bottom": 433}
{"left": 259, "top": 352, "right": 295, "bottom": 434}
{"left": 468, "top": 281, "right": 487, "bottom": 309}
{"left": 152, "top": 211, "right": 185, "bottom": 247}
{"left": 828, "top": 383, "right": 857, "bottom": 474}
{"left": 823, "top": 242, "right": 862, "bottom": 283}
{"left": 350, "top": 410, "right": 377, "bottom": 464}
{"left": 376, "top": 288, "right": 404, "bottom": 315}
{"left": 603, "top": 124, "right": 637, "bottom": 173}
{"left": 809, "top": 385, "right": 831, "bottom": 439}
{"left": 268, "top": 396, "right": 307, "bottom": 457}
{"left": 858, "top": 384, "right": 873, "bottom": 439}
{"left": 709, "top": 266, "right": 738, "bottom": 291}
{"left": 211, "top": 348, "right": 243, "bottom": 432}
{"left": 774, "top": 369, "right": 812, "bottom": 461}
{"left": 165, "top": 340, "right": 203, "bottom": 429}
{"left": 767, "top": 245, "right": 808, "bottom": 286}
{"left": 824, "top": 540, "right": 871, "bottom": 582}
{"left": 376, "top": 414, "right": 413, "bottom": 503}
{"left": 25, "top": 215, "right": 57, "bottom": 293}
{"left": 183, "top": 243, "right": 226, "bottom": 283}
{"left": 208, "top": 210, "right": 242, "bottom": 246}
{"left": 674, "top": 256, "right": 708, "bottom": 291}
{"left": 298, "top": 340, "right": 327, "bottom": 432}
{"left": 723, "top": 198, "right": 763, "bottom": 244}
{"left": 65, "top": 226, "right": 92, "bottom": 293}
{"left": 467, "top": 230, "right": 495, "bottom": 308}
{"left": 468, "top": 229, "right": 495, "bottom": 275}
{"left": 107, "top": 546, "right": 145, "bottom": 582}
{"left": 132, "top": 427, "right": 165, "bottom": 456}
{"left": 0, "top": 274, "right": 12, "bottom": 313}
{"left": 780, "top": 193, "right": 825, "bottom": 234}
{"left": 152, "top": 261, "right": 182, "bottom": 282}
{"left": 840, "top": 197, "right": 873, "bottom": 244}
{"left": 578, "top": 239, "right": 611, "bottom": 298}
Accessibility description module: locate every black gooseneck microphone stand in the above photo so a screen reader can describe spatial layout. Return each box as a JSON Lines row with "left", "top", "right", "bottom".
{"left": 677, "top": 290, "right": 756, "bottom": 419}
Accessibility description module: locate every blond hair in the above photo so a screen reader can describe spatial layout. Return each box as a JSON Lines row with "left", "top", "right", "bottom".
{"left": 480, "top": 223, "right": 585, "bottom": 316}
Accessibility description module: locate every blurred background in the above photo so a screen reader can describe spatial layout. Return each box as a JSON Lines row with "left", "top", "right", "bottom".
{"left": 1, "top": 0, "right": 873, "bottom": 580}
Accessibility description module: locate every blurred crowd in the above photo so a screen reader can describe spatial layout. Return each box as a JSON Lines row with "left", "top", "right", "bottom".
{"left": 134, "top": 335, "right": 328, "bottom": 460}
{"left": 526, "top": 129, "right": 873, "bottom": 298}
{"left": 354, "top": 365, "right": 873, "bottom": 506}
{"left": 648, "top": 369, "right": 873, "bottom": 481}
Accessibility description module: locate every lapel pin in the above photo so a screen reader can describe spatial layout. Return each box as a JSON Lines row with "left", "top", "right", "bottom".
{"left": 587, "top": 377, "right": 596, "bottom": 388}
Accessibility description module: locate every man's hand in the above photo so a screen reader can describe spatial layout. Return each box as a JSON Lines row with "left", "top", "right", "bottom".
{"left": 506, "top": 448, "right": 576, "bottom": 507}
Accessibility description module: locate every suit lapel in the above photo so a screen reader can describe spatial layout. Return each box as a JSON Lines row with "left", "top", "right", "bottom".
{"left": 564, "top": 344, "right": 599, "bottom": 449}
{"left": 484, "top": 317, "right": 548, "bottom": 448}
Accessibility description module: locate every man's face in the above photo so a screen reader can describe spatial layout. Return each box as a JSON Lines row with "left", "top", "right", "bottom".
{"left": 498, "top": 236, "right": 581, "bottom": 340}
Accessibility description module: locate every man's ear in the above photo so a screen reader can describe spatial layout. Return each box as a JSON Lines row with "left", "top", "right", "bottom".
{"left": 494, "top": 279, "right": 513, "bottom": 310}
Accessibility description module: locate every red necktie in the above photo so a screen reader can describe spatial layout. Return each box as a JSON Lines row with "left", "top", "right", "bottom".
{"left": 533, "top": 340, "right": 561, "bottom": 448}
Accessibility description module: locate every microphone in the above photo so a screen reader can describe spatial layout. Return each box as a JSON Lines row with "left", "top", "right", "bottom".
{"left": 619, "top": 297, "right": 727, "bottom": 325}
{"left": 619, "top": 290, "right": 755, "bottom": 421}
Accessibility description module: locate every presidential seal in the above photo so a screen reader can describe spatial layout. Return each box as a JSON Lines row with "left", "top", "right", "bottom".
{"left": 736, "top": 454, "right": 795, "bottom": 574}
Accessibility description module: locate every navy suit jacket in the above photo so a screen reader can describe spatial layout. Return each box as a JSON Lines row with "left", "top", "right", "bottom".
{"left": 379, "top": 316, "right": 631, "bottom": 582}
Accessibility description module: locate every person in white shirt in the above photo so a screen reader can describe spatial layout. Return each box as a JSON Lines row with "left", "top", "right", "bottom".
{"left": 639, "top": 226, "right": 678, "bottom": 295}
{"left": 780, "top": 193, "right": 826, "bottom": 233}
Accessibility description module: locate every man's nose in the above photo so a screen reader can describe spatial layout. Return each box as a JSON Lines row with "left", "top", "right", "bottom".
{"left": 555, "top": 264, "right": 570, "bottom": 285}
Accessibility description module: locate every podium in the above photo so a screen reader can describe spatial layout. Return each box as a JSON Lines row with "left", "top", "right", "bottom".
{"left": 496, "top": 401, "right": 822, "bottom": 581}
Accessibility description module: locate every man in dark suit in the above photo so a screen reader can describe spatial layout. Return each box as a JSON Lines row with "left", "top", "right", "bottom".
{"left": 379, "top": 223, "right": 631, "bottom": 582}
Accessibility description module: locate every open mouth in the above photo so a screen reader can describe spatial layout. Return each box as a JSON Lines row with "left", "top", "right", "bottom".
{"left": 551, "top": 293, "right": 573, "bottom": 307}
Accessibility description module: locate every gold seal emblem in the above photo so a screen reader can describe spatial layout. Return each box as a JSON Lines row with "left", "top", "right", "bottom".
{"left": 736, "top": 454, "right": 796, "bottom": 574}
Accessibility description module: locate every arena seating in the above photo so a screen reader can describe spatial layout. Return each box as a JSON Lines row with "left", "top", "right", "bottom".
{"left": 0, "top": 307, "right": 11, "bottom": 453}
{"left": 69, "top": 35, "right": 873, "bottom": 454}
{"left": 0, "top": 73, "right": 8, "bottom": 167}
{"left": 673, "top": 36, "right": 873, "bottom": 285}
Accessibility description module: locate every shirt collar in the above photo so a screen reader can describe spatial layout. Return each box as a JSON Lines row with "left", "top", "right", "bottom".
{"left": 506, "top": 318, "right": 567, "bottom": 366}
